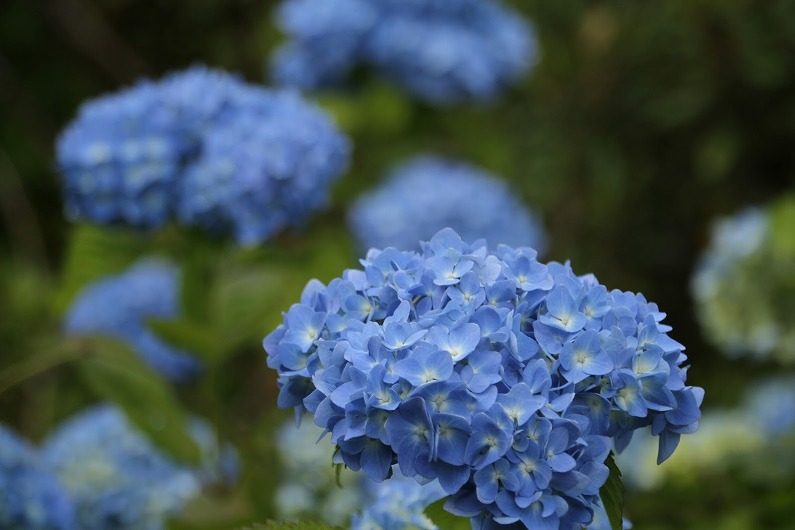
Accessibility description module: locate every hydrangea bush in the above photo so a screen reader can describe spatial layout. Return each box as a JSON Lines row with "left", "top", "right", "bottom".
{"left": 65, "top": 259, "right": 201, "bottom": 381}
{"left": 265, "top": 228, "right": 703, "bottom": 529}
{"left": 349, "top": 156, "right": 545, "bottom": 252}
{"left": 0, "top": 426, "right": 75, "bottom": 530}
{"left": 57, "top": 66, "right": 349, "bottom": 244}
{"left": 42, "top": 404, "right": 234, "bottom": 530}
{"left": 692, "top": 204, "right": 795, "bottom": 362}
{"left": 270, "top": 0, "right": 535, "bottom": 104}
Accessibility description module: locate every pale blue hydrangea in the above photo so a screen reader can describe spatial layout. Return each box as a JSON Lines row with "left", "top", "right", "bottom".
{"left": 57, "top": 66, "right": 349, "bottom": 244}
{"left": 178, "top": 91, "right": 349, "bottom": 245}
{"left": 351, "top": 468, "right": 446, "bottom": 530}
{"left": 271, "top": 0, "right": 536, "bottom": 104}
{"left": 265, "top": 228, "right": 703, "bottom": 529}
{"left": 65, "top": 259, "right": 201, "bottom": 382}
{"left": 274, "top": 417, "right": 364, "bottom": 526}
{"left": 743, "top": 377, "right": 795, "bottom": 439}
{"left": 41, "top": 404, "right": 230, "bottom": 530}
{"left": 349, "top": 156, "right": 545, "bottom": 252}
{"left": 692, "top": 206, "right": 795, "bottom": 362}
{"left": 0, "top": 426, "right": 75, "bottom": 530}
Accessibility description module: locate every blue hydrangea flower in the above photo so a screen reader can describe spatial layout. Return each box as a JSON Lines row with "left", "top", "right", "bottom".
{"left": 264, "top": 228, "right": 703, "bottom": 529}
{"left": 274, "top": 417, "right": 364, "bottom": 525}
{"left": 348, "top": 156, "right": 545, "bottom": 252}
{"left": 270, "top": 0, "right": 536, "bottom": 104}
{"left": 41, "top": 404, "right": 230, "bottom": 530}
{"left": 692, "top": 205, "right": 795, "bottom": 362}
{"left": 351, "top": 467, "right": 446, "bottom": 530}
{"left": 65, "top": 259, "right": 200, "bottom": 382}
{"left": 0, "top": 426, "right": 76, "bottom": 530}
{"left": 57, "top": 66, "right": 349, "bottom": 244}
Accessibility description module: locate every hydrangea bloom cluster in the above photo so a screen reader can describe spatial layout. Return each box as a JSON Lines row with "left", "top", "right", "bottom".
{"left": 270, "top": 0, "right": 536, "bottom": 104}
{"left": 692, "top": 206, "right": 795, "bottom": 362}
{"left": 265, "top": 228, "right": 703, "bottom": 529}
{"left": 349, "top": 156, "right": 545, "bottom": 252}
{"left": 274, "top": 417, "right": 364, "bottom": 525}
{"left": 351, "top": 467, "right": 446, "bottom": 530}
{"left": 57, "top": 66, "right": 349, "bottom": 244}
{"left": 41, "top": 404, "right": 232, "bottom": 530}
{"left": 65, "top": 259, "right": 201, "bottom": 381}
{"left": 0, "top": 426, "right": 75, "bottom": 530}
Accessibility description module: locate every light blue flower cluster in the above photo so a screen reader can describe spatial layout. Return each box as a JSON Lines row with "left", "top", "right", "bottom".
{"left": 265, "top": 228, "right": 703, "bottom": 529}
{"left": 270, "top": 0, "right": 536, "bottom": 104}
{"left": 65, "top": 259, "right": 201, "bottom": 381}
{"left": 57, "top": 66, "right": 349, "bottom": 244}
{"left": 348, "top": 156, "right": 545, "bottom": 252}
{"left": 692, "top": 205, "right": 795, "bottom": 362}
{"left": 41, "top": 404, "right": 232, "bottom": 530}
{"left": 0, "top": 426, "right": 75, "bottom": 530}
{"left": 351, "top": 467, "right": 446, "bottom": 530}
{"left": 743, "top": 377, "right": 795, "bottom": 439}
{"left": 274, "top": 417, "right": 364, "bottom": 526}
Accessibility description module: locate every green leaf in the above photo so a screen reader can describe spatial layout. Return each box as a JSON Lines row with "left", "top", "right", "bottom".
{"left": 75, "top": 336, "right": 201, "bottom": 464}
{"left": 55, "top": 224, "right": 146, "bottom": 313}
{"left": 424, "top": 499, "right": 469, "bottom": 530}
{"left": 599, "top": 452, "right": 624, "bottom": 530}
{"left": 147, "top": 318, "right": 220, "bottom": 363}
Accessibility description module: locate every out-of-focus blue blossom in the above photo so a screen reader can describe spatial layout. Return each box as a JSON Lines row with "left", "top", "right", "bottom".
{"left": 0, "top": 426, "right": 75, "bottom": 530}
{"left": 41, "top": 404, "right": 230, "bottom": 530}
{"left": 271, "top": 0, "right": 536, "bottom": 104}
{"left": 178, "top": 91, "right": 349, "bottom": 245}
{"left": 350, "top": 467, "right": 446, "bottom": 530}
{"left": 619, "top": 377, "right": 795, "bottom": 491}
{"left": 349, "top": 156, "right": 545, "bottom": 252}
{"left": 57, "top": 66, "right": 349, "bottom": 244}
{"left": 65, "top": 259, "right": 201, "bottom": 382}
{"left": 274, "top": 417, "right": 364, "bottom": 526}
{"left": 743, "top": 377, "right": 795, "bottom": 439}
{"left": 692, "top": 206, "right": 795, "bottom": 362}
{"left": 264, "top": 228, "right": 703, "bottom": 529}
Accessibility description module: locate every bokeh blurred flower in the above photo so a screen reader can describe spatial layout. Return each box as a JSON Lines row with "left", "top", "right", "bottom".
{"left": 350, "top": 467, "right": 445, "bottom": 530}
{"left": 65, "top": 259, "right": 201, "bottom": 382}
{"left": 274, "top": 417, "right": 364, "bottom": 525}
{"left": 692, "top": 204, "right": 795, "bottom": 362}
{"left": 270, "top": 0, "right": 536, "bottom": 104}
{"left": 41, "top": 404, "right": 230, "bottom": 530}
{"left": 619, "top": 376, "right": 795, "bottom": 491}
{"left": 0, "top": 426, "right": 75, "bottom": 530}
{"left": 265, "top": 228, "right": 702, "bottom": 529}
{"left": 349, "top": 155, "right": 545, "bottom": 252}
{"left": 57, "top": 66, "right": 349, "bottom": 244}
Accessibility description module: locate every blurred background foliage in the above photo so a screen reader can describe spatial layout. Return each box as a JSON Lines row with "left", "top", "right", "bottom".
{"left": 2, "top": 0, "right": 795, "bottom": 528}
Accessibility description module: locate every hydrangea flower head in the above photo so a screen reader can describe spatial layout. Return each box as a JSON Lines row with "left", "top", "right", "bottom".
{"left": 0, "top": 426, "right": 76, "bottom": 530}
{"left": 692, "top": 205, "right": 795, "bottom": 362}
{"left": 265, "top": 228, "right": 703, "bottom": 529}
{"left": 57, "top": 66, "right": 349, "bottom": 244}
{"left": 41, "top": 404, "right": 228, "bottom": 530}
{"left": 275, "top": 417, "right": 364, "bottom": 525}
{"left": 271, "top": 0, "right": 536, "bottom": 104}
{"left": 65, "top": 259, "right": 200, "bottom": 381}
{"left": 349, "top": 156, "right": 545, "bottom": 252}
